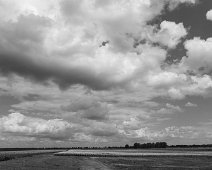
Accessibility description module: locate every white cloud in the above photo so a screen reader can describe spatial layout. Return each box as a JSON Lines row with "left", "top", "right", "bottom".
{"left": 124, "top": 126, "right": 198, "bottom": 140}
{"left": 152, "top": 21, "right": 187, "bottom": 48}
{"left": 0, "top": 0, "right": 196, "bottom": 91}
{"left": 123, "top": 118, "right": 143, "bottom": 130}
{"left": 166, "top": 103, "right": 183, "bottom": 112}
{"left": 167, "top": 0, "right": 197, "bottom": 10}
{"left": 165, "top": 74, "right": 212, "bottom": 99}
{"left": 185, "top": 102, "right": 197, "bottom": 107}
{"left": 148, "top": 71, "right": 187, "bottom": 87}
{"left": 0, "top": 112, "right": 73, "bottom": 140}
{"left": 168, "top": 88, "right": 185, "bottom": 99}
{"left": 154, "top": 103, "right": 183, "bottom": 114}
{"left": 206, "top": 9, "right": 212, "bottom": 21}
{"left": 183, "top": 37, "right": 212, "bottom": 73}
{"left": 135, "top": 20, "right": 187, "bottom": 49}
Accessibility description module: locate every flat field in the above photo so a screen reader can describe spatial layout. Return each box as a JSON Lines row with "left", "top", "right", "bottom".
{"left": 1, "top": 149, "right": 212, "bottom": 169}
{"left": 55, "top": 148, "right": 212, "bottom": 157}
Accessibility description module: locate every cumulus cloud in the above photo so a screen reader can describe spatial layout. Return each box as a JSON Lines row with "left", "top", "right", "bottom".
{"left": 155, "top": 103, "right": 183, "bottom": 114}
{"left": 183, "top": 37, "right": 212, "bottom": 73}
{"left": 0, "top": 0, "right": 196, "bottom": 91}
{"left": 206, "top": 9, "right": 212, "bottom": 21}
{"left": 166, "top": 74, "right": 212, "bottom": 100}
{"left": 122, "top": 126, "right": 199, "bottom": 140}
{"left": 146, "top": 67, "right": 212, "bottom": 100}
{"left": 0, "top": 112, "right": 73, "bottom": 140}
{"left": 185, "top": 102, "right": 197, "bottom": 107}
{"left": 166, "top": 103, "right": 183, "bottom": 112}
{"left": 168, "top": 87, "right": 186, "bottom": 100}
{"left": 166, "top": 0, "right": 197, "bottom": 10}
{"left": 150, "top": 21, "right": 187, "bottom": 48}
{"left": 0, "top": 15, "right": 167, "bottom": 90}
{"left": 148, "top": 71, "right": 187, "bottom": 87}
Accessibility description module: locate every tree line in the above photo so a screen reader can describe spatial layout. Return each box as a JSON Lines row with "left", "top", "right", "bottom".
{"left": 125, "top": 142, "right": 167, "bottom": 149}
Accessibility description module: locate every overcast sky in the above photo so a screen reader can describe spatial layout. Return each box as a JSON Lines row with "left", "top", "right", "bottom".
{"left": 0, "top": 0, "right": 212, "bottom": 148}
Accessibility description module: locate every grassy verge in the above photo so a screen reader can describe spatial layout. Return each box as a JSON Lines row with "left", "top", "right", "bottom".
{"left": 0, "top": 150, "right": 64, "bottom": 162}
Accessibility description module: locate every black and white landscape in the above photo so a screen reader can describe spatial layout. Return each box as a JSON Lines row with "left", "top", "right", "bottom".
{"left": 0, "top": 0, "right": 212, "bottom": 169}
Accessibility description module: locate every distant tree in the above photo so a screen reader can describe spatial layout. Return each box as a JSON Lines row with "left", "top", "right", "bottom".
{"left": 133, "top": 143, "right": 140, "bottom": 149}
{"left": 132, "top": 142, "right": 167, "bottom": 149}
{"left": 161, "top": 142, "right": 167, "bottom": 148}
{"left": 125, "top": 144, "right": 129, "bottom": 149}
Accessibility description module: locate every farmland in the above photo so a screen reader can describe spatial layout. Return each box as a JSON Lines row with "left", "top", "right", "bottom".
{"left": 1, "top": 149, "right": 212, "bottom": 169}
{"left": 0, "top": 150, "right": 63, "bottom": 162}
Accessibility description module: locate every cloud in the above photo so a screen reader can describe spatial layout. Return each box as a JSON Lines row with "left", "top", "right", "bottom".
{"left": 0, "top": 36, "right": 168, "bottom": 90}
{"left": 62, "top": 96, "right": 109, "bottom": 121}
{"left": 167, "top": 88, "right": 185, "bottom": 100}
{"left": 206, "top": 9, "right": 212, "bottom": 21}
{"left": 150, "top": 21, "right": 187, "bottom": 48}
{"left": 0, "top": 12, "right": 167, "bottom": 90}
{"left": 155, "top": 103, "right": 183, "bottom": 114}
{"left": 166, "top": 103, "right": 183, "bottom": 112}
{"left": 0, "top": 0, "right": 208, "bottom": 146}
{"left": 80, "top": 103, "right": 109, "bottom": 121}
{"left": 131, "top": 20, "right": 187, "bottom": 50}
{"left": 0, "top": 112, "right": 73, "bottom": 140}
{"left": 0, "top": 0, "right": 197, "bottom": 91}
{"left": 122, "top": 118, "right": 143, "bottom": 130}
{"left": 0, "top": 111, "right": 210, "bottom": 145}
{"left": 163, "top": 126, "right": 197, "bottom": 138}
{"left": 122, "top": 126, "right": 199, "bottom": 140}
{"left": 91, "top": 127, "right": 118, "bottom": 137}
{"left": 166, "top": 74, "right": 212, "bottom": 100}
{"left": 148, "top": 71, "right": 187, "bottom": 87}
{"left": 166, "top": 0, "right": 197, "bottom": 10}
{"left": 183, "top": 37, "right": 212, "bottom": 73}
{"left": 146, "top": 67, "right": 212, "bottom": 100}
{"left": 61, "top": 96, "right": 99, "bottom": 112}
{"left": 185, "top": 102, "right": 197, "bottom": 107}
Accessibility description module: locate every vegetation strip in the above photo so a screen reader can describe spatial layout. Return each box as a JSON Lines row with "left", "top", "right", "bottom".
{"left": 0, "top": 150, "right": 63, "bottom": 162}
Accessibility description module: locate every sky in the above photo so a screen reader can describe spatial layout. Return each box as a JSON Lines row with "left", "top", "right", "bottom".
{"left": 0, "top": 0, "right": 212, "bottom": 148}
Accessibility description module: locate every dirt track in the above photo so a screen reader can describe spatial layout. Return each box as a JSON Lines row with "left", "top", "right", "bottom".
{"left": 0, "top": 154, "right": 112, "bottom": 170}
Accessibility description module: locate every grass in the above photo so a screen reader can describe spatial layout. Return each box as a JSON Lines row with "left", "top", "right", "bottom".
{"left": 0, "top": 154, "right": 110, "bottom": 170}
{"left": 0, "top": 150, "right": 63, "bottom": 162}
{"left": 96, "top": 156, "right": 212, "bottom": 169}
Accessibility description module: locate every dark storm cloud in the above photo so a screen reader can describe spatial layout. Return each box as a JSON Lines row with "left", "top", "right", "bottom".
{"left": 0, "top": 51, "right": 117, "bottom": 90}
